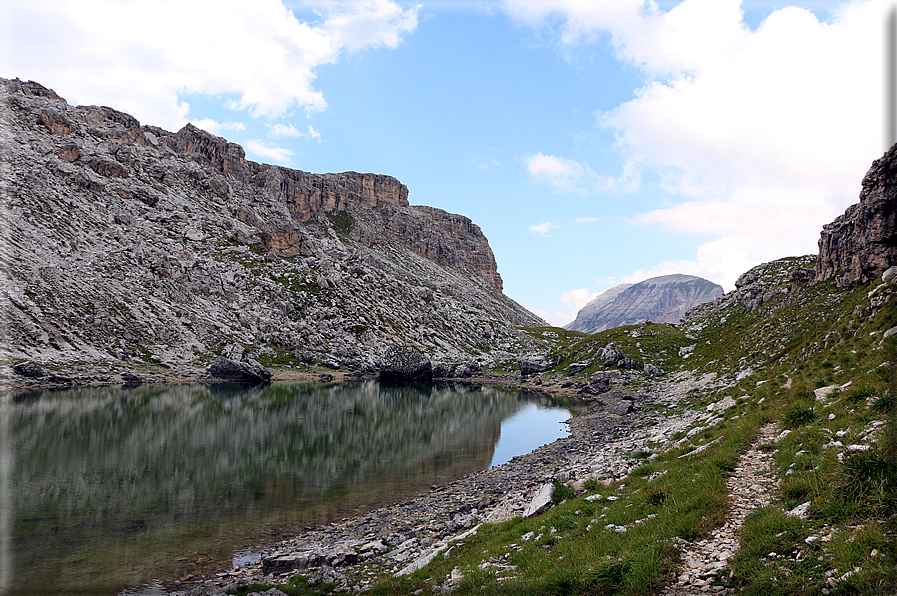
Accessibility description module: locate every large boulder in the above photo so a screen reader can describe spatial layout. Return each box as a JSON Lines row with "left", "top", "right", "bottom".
{"left": 522, "top": 483, "right": 555, "bottom": 518}
{"left": 378, "top": 345, "right": 432, "bottom": 382}
{"left": 207, "top": 346, "right": 272, "bottom": 383}
{"left": 517, "top": 354, "right": 553, "bottom": 377}
{"left": 13, "top": 361, "right": 46, "bottom": 378}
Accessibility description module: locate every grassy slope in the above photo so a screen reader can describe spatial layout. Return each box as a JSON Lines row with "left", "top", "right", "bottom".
{"left": 243, "top": 257, "right": 897, "bottom": 596}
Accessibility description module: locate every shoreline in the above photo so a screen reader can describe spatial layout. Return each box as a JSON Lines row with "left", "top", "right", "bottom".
{"left": 2, "top": 364, "right": 696, "bottom": 595}
{"left": 150, "top": 371, "right": 703, "bottom": 595}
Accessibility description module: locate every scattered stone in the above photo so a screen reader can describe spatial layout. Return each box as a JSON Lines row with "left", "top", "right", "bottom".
{"left": 678, "top": 436, "right": 725, "bottom": 459}
{"left": 706, "top": 396, "right": 736, "bottom": 412}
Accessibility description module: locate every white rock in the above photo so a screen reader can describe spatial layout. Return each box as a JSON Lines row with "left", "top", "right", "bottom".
{"left": 814, "top": 385, "right": 841, "bottom": 401}
{"left": 787, "top": 501, "right": 811, "bottom": 518}
{"left": 522, "top": 483, "right": 554, "bottom": 518}
{"left": 774, "top": 429, "right": 792, "bottom": 443}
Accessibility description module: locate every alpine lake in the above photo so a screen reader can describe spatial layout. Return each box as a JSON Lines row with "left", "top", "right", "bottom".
{"left": 1, "top": 380, "right": 578, "bottom": 595}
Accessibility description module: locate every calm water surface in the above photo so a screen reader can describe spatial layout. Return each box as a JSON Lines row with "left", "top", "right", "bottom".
{"left": 0, "top": 381, "right": 573, "bottom": 595}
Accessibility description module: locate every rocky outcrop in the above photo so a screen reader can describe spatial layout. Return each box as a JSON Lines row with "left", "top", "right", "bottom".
{"left": 0, "top": 78, "right": 542, "bottom": 369}
{"left": 684, "top": 256, "right": 817, "bottom": 318}
{"left": 817, "top": 144, "right": 897, "bottom": 286}
{"left": 566, "top": 274, "right": 722, "bottom": 333}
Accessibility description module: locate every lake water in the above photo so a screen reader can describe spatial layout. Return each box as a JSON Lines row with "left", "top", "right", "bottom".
{"left": 0, "top": 381, "right": 573, "bottom": 596}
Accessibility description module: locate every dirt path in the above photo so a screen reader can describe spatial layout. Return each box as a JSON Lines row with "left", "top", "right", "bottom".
{"left": 662, "top": 422, "right": 780, "bottom": 595}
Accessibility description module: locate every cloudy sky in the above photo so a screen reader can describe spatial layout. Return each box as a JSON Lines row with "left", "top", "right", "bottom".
{"left": 1, "top": 0, "right": 889, "bottom": 326}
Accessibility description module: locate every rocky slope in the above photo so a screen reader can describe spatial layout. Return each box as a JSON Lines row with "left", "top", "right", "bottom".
{"left": 565, "top": 274, "right": 722, "bottom": 333}
{"left": 817, "top": 142, "right": 897, "bottom": 286}
{"left": 0, "top": 78, "right": 543, "bottom": 372}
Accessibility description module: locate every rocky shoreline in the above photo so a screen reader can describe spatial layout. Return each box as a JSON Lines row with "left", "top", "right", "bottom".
{"left": 2, "top": 365, "right": 714, "bottom": 596}
{"left": 1, "top": 361, "right": 727, "bottom": 596}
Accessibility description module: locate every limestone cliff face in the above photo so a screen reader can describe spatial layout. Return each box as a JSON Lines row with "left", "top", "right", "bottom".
{"left": 350, "top": 205, "right": 503, "bottom": 291}
{"left": 565, "top": 275, "right": 723, "bottom": 334}
{"left": 0, "top": 78, "right": 538, "bottom": 368}
{"left": 817, "top": 144, "right": 897, "bottom": 286}
{"left": 4, "top": 77, "right": 503, "bottom": 291}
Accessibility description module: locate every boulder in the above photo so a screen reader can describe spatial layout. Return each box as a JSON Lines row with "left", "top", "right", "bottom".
{"left": 644, "top": 363, "right": 664, "bottom": 377}
{"left": 883, "top": 265, "right": 897, "bottom": 284}
{"left": 606, "top": 399, "right": 634, "bottom": 416}
{"left": 517, "top": 355, "right": 553, "bottom": 377}
{"left": 121, "top": 372, "right": 144, "bottom": 385}
{"left": 261, "top": 551, "right": 323, "bottom": 575}
{"left": 579, "top": 377, "right": 610, "bottom": 396}
{"left": 207, "top": 356, "right": 272, "bottom": 383}
{"left": 567, "top": 362, "right": 589, "bottom": 375}
{"left": 522, "top": 483, "right": 554, "bottom": 518}
{"left": 13, "top": 361, "right": 46, "bottom": 378}
{"left": 378, "top": 345, "right": 432, "bottom": 381}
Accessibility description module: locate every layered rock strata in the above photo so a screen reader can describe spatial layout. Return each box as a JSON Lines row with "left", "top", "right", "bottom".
{"left": 0, "top": 78, "right": 542, "bottom": 369}
{"left": 817, "top": 143, "right": 897, "bottom": 286}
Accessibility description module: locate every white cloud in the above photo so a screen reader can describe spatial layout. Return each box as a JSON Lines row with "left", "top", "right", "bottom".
{"left": 2, "top": 0, "right": 419, "bottom": 130}
{"left": 190, "top": 119, "right": 246, "bottom": 135}
{"left": 269, "top": 123, "right": 322, "bottom": 140}
{"left": 533, "top": 287, "right": 601, "bottom": 327}
{"left": 506, "top": 0, "right": 886, "bottom": 286}
{"left": 524, "top": 152, "right": 638, "bottom": 193}
{"left": 525, "top": 152, "right": 601, "bottom": 193}
{"left": 560, "top": 288, "right": 600, "bottom": 310}
{"left": 472, "top": 156, "right": 502, "bottom": 170}
{"left": 529, "top": 221, "right": 561, "bottom": 236}
{"left": 531, "top": 309, "right": 570, "bottom": 327}
{"left": 245, "top": 140, "right": 296, "bottom": 166}
{"left": 574, "top": 216, "right": 600, "bottom": 224}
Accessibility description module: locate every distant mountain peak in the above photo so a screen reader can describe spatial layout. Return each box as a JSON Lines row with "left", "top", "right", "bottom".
{"left": 565, "top": 274, "right": 722, "bottom": 333}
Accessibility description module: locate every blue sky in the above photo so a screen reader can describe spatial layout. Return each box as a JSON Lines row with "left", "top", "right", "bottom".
{"left": 1, "top": 0, "right": 888, "bottom": 325}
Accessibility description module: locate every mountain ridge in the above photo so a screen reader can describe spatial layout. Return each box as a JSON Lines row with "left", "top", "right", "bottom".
{"left": 0, "top": 78, "right": 542, "bottom": 371}
{"left": 565, "top": 273, "right": 723, "bottom": 334}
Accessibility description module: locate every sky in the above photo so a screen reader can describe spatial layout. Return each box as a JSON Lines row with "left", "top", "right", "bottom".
{"left": 1, "top": 0, "right": 890, "bottom": 326}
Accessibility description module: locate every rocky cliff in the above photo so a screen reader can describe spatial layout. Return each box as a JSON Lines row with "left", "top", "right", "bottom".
{"left": 817, "top": 143, "right": 897, "bottom": 286}
{"left": 0, "top": 78, "right": 542, "bottom": 371}
{"left": 565, "top": 274, "right": 723, "bottom": 334}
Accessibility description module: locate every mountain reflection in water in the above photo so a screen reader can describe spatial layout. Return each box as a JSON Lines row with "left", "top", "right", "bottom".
{"left": 2, "top": 381, "right": 570, "bottom": 596}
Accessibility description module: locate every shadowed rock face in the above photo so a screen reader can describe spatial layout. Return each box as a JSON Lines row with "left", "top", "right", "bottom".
{"left": 0, "top": 78, "right": 541, "bottom": 367}
{"left": 565, "top": 274, "right": 723, "bottom": 334}
{"left": 817, "top": 144, "right": 897, "bottom": 286}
